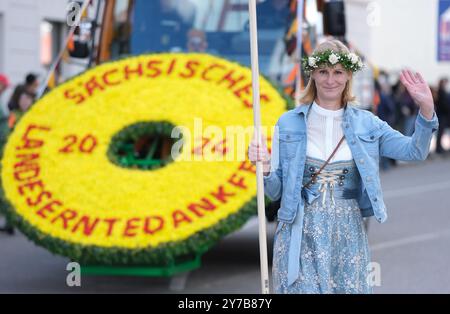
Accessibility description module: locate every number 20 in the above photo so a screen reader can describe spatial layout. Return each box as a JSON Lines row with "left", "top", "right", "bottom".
{"left": 59, "top": 134, "right": 97, "bottom": 154}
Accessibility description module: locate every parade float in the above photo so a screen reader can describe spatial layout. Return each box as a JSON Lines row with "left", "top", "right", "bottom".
{"left": 0, "top": 52, "right": 289, "bottom": 274}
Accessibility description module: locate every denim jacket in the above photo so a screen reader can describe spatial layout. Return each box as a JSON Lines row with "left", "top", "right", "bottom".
{"left": 263, "top": 103, "right": 439, "bottom": 225}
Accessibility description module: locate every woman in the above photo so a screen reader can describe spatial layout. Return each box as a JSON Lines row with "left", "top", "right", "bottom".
{"left": 248, "top": 39, "right": 438, "bottom": 294}
{"left": 7, "top": 73, "right": 38, "bottom": 129}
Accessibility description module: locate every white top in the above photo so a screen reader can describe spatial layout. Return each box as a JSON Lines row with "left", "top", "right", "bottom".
{"left": 306, "top": 101, "right": 353, "bottom": 162}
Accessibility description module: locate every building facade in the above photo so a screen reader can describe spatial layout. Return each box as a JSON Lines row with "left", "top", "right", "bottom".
{"left": 346, "top": 0, "right": 450, "bottom": 86}
{"left": 0, "top": 0, "right": 67, "bottom": 115}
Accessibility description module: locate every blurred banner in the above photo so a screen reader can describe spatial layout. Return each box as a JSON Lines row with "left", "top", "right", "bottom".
{"left": 438, "top": 0, "right": 450, "bottom": 61}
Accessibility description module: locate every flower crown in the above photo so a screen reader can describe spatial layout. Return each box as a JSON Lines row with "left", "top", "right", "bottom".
{"left": 302, "top": 49, "right": 364, "bottom": 75}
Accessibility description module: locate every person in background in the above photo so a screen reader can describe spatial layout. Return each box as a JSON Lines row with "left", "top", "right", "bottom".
{"left": 186, "top": 29, "right": 208, "bottom": 53}
{"left": 376, "top": 75, "right": 397, "bottom": 127}
{"left": 395, "top": 82, "right": 418, "bottom": 137}
{"left": 0, "top": 74, "right": 9, "bottom": 99}
{"left": 0, "top": 74, "right": 14, "bottom": 235}
{"left": 7, "top": 73, "right": 39, "bottom": 128}
{"left": 0, "top": 73, "right": 10, "bottom": 144}
{"left": 0, "top": 73, "right": 10, "bottom": 142}
{"left": 375, "top": 78, "right": 397, "bottom": 170}
{"left": 435, "top": 77, "right": 450, "bottom": 154}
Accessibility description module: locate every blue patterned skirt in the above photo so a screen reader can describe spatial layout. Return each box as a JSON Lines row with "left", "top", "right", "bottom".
{"left": 272, "top": 157, "right": 372, "bottom": 294}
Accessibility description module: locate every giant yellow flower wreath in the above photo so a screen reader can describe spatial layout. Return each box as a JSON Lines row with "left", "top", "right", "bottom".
{"left": 0, "top": 53, "right": 290, "bottom": 265}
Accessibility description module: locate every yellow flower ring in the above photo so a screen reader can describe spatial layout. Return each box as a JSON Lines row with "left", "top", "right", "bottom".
{"left": 0, "top": 53, "right": 290, "bottom": 265}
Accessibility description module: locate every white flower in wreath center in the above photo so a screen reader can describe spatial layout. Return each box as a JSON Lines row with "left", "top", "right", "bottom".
{"left": 328, "top": 53, "right": 339, "bottom": 65}
{"left": 308, "top": 56, "right": 317, "bottom": 67}
{"left": 348, "top": 53, "right": 359, "bottom": 64}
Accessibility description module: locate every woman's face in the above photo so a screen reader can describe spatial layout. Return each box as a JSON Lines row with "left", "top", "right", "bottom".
{"left": 311, "top": 64, "right": 351, "bottom": 103}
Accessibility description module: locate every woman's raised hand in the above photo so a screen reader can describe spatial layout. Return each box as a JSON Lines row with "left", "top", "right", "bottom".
{"left": 399, "top": 69, "right": 435, "bottom": 119}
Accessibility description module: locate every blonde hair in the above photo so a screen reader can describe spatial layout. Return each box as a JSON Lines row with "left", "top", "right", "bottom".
{"left": 299, "top": 39, "right": 356, "bottom": 106}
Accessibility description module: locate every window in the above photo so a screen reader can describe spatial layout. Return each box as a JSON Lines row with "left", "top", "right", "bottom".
{"left": 112, "top": 0, "right": 294, "bottom": 85}
{"left": 40, "top": 20, "right": 65, "bottom": 68}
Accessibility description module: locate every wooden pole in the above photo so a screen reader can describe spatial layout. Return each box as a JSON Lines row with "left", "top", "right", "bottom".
{"left": 248, "top": 0, "right": 270, "bottom": 294}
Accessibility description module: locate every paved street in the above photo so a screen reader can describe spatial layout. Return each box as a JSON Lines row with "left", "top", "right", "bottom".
{"left": 1, "top": 153, "right": 450, "bottom": 294}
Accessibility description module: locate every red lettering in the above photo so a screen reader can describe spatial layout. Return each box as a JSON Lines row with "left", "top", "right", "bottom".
{"left": 14, "top": 166, "right": 40, "bottom": 182}
{"left": 180, "top": 60, "right": 200, "bottom": 78}
{"left": 238, "top": 160, "right": 256, "bottom": 174}
{"left": 201, "top": 64, "right": 225, "bottom": 81}
{"left": 27, "top": 190, "right": 52, "bottom": 207}
{"left": 211, "top": 139, "right": 228, "bottom": 155}
{"left": 192, "top": 137, "right": 211, "bottom": 156}
{"left": 51, "top": 209, "right": 78, "bottom": 229}
{"left": 210, "top": 185, "right": 235, "bottom": 203}
{"left": 18, "top": 179, "right": 44, "bottom": 196}
{"left": 124, "top": 218, "right": 140, "bottom": 237}
{"left": 104, "top": 218, "right": 120, "bottom": 236}
{"left": 227, "top": 173, "right": 247, "bottom": 189}
{"left": 64, "top": 88, "right": 85, "bottom": 105}
{"left": 85, "top": 76, "right": 105, "bottom": 96}
{"left": 14, "top": 153, "right": 39, "bottom": 169}
{"left": 36, "top": 200, "right": 62, "bottom": 219}
{"left": 143, "top": 216, "right": 164, "bottom": 235}
{"left": 102, "top": 69, "right": 121, "bottom": 86}
{"left": 59, "top": 135, "right": 77, "bottom": 153}
{"left": 234, "top": 83, "right": 251, "bottom": 98}
{"left": 71, "top": 216, "right": 100, "bottom": 236}
{"left": 172, "top": 210, "right": 192, "bottom": 228}
{"left": 187, "top": 198, "right": 217, "bottom": 218}
{"left": 167, "top": 59, "right": 177, "bottom": 74}
{"left": 124, "top": 63, "right": 143, "bottom": 80}
{"left": 16, "top": 125, "right": 50, "bottom": 150}
{"left": 218, "top": 71, "right": 245, "bottom": 89}
{"left": 147, "top": 60, "right": 163, "bottom": 78}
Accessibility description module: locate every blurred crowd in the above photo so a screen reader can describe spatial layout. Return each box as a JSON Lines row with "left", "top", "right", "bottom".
{"left": 372, "top": 71, "right": 450, "bottom": 171}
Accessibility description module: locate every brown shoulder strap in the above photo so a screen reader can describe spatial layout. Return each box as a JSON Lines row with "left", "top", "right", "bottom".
{"left": 303, "top": 135, "right": 346, "bottom": 189}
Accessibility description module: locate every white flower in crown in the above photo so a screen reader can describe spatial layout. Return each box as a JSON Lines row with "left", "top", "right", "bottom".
{"left": 357, "top": 60, "right": 363, "bottom": 68}
{"left": 348, "top": 53, "right": 359, "bottom": 64}
{"left": 329, "top": 53, "right": 339, "bottom": 65}
{"left": 308, "top": 56, "right": 317, "bottom": 67}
